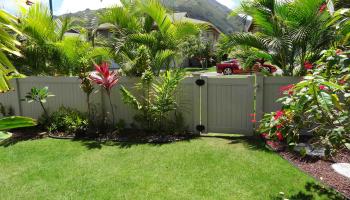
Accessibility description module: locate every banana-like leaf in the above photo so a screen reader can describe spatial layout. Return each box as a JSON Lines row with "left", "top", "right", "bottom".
{"left": 0, "top": 131, "right": 12, "bottom": 140}
{"left": 0, "top": 116, "right": 37, "bottom": 131}
{"left": 120, "top": 86, "right": 142, "bottom": 110}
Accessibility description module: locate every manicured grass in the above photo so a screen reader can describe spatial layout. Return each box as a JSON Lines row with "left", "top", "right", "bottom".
{"left": 0, "top": 135, "right": 335, "bottom": 199}
{"left": 184, "top": 66, "right": 216, "bottom": 74}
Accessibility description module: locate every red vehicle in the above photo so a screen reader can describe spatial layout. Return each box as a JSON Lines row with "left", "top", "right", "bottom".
{"left": 216, "top": 58, "right": 277, "bottom": 75}
{"left": 216, "top": 59, "right": 241, "bottom": 75}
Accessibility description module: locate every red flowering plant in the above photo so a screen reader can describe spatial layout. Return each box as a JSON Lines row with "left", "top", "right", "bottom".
{"left": 259, "top": 74, "right": 349, "bottom": 155}
{"left": 89, "top": 62, "right": 119, "bottom": 125}
{"left": 259, "top": 109, "right": 294, "bottom": 144}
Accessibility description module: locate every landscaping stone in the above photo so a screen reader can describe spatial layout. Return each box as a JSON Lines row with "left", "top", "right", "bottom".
{"left": 331, "top": 163, "right": 350, "bottom": 179}
{"left": 293, "top": 143, "right": 325, "bottom": 157}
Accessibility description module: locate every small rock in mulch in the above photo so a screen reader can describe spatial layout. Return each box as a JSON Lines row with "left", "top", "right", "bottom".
{"left": 279, "top": 149, "right": 350, "bottom": 199}
{"left": 293, "top": 143, "right": 326, "bottom": 157}
{"left": 332, "top": 163, "right": 350, "bottom": 179}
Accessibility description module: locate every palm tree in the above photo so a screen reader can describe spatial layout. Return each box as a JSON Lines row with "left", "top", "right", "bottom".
{"left": 0, "top": 9, "right": 22, "bottom": 92}
{"left": 15, "top": 3, "right": 75, "bottom": 75}
{"left": 0, "top": 9, "right": 37, "bottom": 130}
{"left": 224, "top": 0, "right": 334, "bottom": 76}
{"left": 99, "top": 0, "right": 203, "bottom": 76}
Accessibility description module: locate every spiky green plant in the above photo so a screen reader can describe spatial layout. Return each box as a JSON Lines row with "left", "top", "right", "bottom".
{"left": 223, "top": 0, "right": 334, "bottom": 76}
{"left": 120, "top": 68, "right": 185, "bottom": 132}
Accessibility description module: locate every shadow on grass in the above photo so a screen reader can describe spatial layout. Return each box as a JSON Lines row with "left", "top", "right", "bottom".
{"left": 271, "top": 182, "right": 346, "bottom": 200}
{"left": 0, "top": 129, "right": 45, "bottom": 147}
{"left": 72, "top": 136, "right": 199, "bottom": 150}
{"left": 201, "top": 134, "right": 270, "bottom": 152}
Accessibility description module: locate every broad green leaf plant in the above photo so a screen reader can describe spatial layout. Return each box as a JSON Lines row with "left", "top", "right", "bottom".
{"left": 120, "top": 68, "right": 185, "bottom": 132}
{"left": 259, "top": 49, "right": 350, "bottom": 155}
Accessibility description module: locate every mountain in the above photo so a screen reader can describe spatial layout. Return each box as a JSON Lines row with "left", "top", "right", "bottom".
{"left": 59, "top": 0, "right": 243, "bottom": 34}
{"left": 162, "top": 0, "right": 242, "bottom": 33}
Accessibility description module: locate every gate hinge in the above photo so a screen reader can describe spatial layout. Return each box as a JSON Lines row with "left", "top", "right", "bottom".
{"left": 195, "top": 79, "right": 205, "bottom": 86}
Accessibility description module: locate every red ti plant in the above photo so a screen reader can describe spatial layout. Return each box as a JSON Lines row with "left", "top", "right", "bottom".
{"left": 89, "top": 62, "right": 119, "bottom": 125}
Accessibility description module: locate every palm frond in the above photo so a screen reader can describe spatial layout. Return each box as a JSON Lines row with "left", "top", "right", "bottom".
{"left": 152, "top": 50, "right": 175, "bottom": 73}
{"left": 99, "top": 6, "right": 142, "bottom": 34}
{"left": 0, "top": 9, "right": 22, "bottom": 92}
{"left": 138, "top": 0, "right": 173, "bottom": 35}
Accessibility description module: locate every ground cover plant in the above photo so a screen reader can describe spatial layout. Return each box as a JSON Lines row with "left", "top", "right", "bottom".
{"left": 0, "top": 135, "right": 344, "bottom": 200}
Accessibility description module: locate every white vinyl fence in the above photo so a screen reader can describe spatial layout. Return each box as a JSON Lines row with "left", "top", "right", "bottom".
{"left": 0, "top": 74, "right": 301, "bottom": 135}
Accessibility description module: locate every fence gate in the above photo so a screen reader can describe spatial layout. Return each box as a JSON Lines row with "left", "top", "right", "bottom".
{"left": 196, "top": 75, "right": 255, "bottom": 135}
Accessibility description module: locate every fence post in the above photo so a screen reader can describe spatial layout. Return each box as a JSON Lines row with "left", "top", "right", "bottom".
{"left": 200, "top": 74, "right": 208, "bottom": 134}
{"left": 192, "top": 73, "right": 208, "bottom": 134}
{"left": 255, "top": 73, "right": 264, "bottom": 124}
{"left": 14, "top": 79, "right": 23, "bottom": 116}
{"left": 192, "top": 73, "right": 201, "bottom": 134}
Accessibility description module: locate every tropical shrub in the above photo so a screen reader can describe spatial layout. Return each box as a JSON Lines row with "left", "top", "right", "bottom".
{"left": 89, "top": 62, "right": 119, "bottom": 125}
{"left": 15, "top": 3, "right": 112, "bottom": 76}
{"left": 120, "top": 68, "right": 185, "bottom": 133}
{"left": 46, "top": 107, "right": 88, "bottom": 136}
{"left": 222, "top": 0, "right": 334, "bottom": 76}
{"left": 99, "top": 0, "right": 202, "bottom": 76}
{"left": 259, "top": 49, "right": 350, "bottom": 155}
{"left": 15, "top": 3, "right": 65, "bottom": 75}
{"left": 56, "top": 36, "right": 112, "bottom": 75}
{"left": 179, "top": 35, "right": 214, "bottom": 68}
{"left": 23, "top": 87, "right": 54, "bottom": 118}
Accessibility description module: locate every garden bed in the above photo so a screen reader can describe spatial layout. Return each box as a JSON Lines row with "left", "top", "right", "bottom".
{"left": 279, "top": 149, "right": 350, "bottom": 199}
{"left": 265, "top": 141, "right": 350, "bottom": 198}
{"left": 9, "top": 128, "right": 197, "bottom": 144}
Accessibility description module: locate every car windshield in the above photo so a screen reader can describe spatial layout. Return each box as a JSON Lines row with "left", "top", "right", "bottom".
{"left": 223, "top": 59, "right": 235, "bottom": 63}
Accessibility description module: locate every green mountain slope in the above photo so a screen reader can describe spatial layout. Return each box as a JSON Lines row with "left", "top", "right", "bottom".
{"left": 59, "top": 0, "right": 243, "bottom": 34}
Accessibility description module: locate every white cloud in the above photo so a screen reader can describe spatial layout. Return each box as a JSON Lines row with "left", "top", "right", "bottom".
{"left": 57, "top": 0, "right": 121, "bottom": 15}
{"left": 216, "top": 0, "right": 241, "bottom": 9}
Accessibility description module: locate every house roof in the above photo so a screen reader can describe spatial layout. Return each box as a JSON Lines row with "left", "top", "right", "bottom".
{"left": 169, "top": 12, "right": 222, "bottom": 34}
{"left": 96, "top": 23, "right": 116, "bottom": 30}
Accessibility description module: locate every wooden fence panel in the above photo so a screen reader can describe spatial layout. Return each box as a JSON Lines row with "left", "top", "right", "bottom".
{"left": 262, "top": 76, "right": 302, "bottom": 113}
{"left": 203, "top": 76, "right": 255, "bottom": 135}
{"left": 0, "top": 75, "right": 304, "bottom": 135}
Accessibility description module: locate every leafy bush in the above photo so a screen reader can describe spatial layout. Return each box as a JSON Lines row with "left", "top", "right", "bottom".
{"left": 120, "top": 68, "right": 185, "bottom": 133}
{"left": 47, "top": 107, "right": 88, "bottom": 135}
{"left": 259, "top": 49, "right": 350, "bottom": 155}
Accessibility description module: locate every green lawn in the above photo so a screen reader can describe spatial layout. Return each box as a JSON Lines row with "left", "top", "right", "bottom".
{"left": 184, "top": 66, "right": 216, "bottom": 74}
{"left": 0, "top": 135, "right": 339, "bottom": 200}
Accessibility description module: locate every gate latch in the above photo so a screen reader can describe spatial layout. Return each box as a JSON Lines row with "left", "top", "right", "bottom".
{"left": 195, "top": 79, "right": 205, "bottom": 86}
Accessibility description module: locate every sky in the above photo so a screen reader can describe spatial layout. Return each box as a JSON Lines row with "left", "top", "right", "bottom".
{"left": 0, "top": 0, "right": 241, "bottom": 15}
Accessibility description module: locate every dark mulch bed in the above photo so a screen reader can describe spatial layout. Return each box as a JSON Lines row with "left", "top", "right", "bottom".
{"left": 265, "top": 140, "right": 350, "bottom": 199}
{"left": 2, "top": 128, "right": 197, "bottom": 145}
